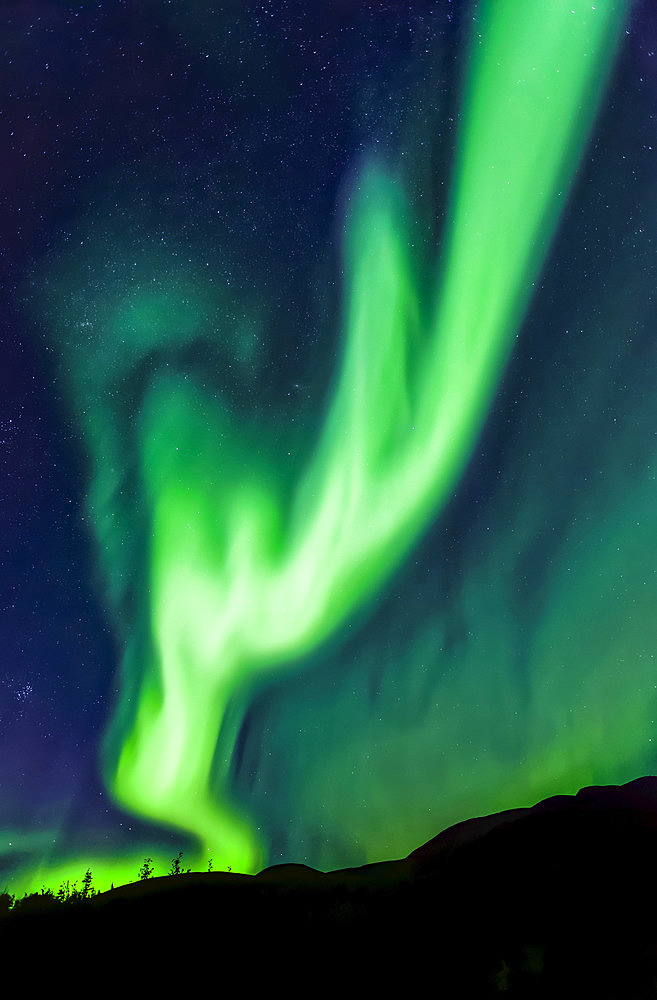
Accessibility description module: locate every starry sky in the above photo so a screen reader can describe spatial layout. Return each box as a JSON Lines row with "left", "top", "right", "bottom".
{"left": 2, "top": 0, "right": 657, "bottom": 893}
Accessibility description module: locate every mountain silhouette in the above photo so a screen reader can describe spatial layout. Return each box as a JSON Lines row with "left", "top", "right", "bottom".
{"left": 5, "top": 777, "right": 657, "bottom": 996}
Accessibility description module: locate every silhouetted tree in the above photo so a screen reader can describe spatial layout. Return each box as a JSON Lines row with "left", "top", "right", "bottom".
{"left": 56, "top": 881, "right": 71, "bottom": 904}
{"left": 170, "top": 851, "right": 184, "bottom": 875}
{"left": 138, "top": 857, "right": 154, "bottom": 880}
{"left": 81, "top": 869, "right": 94, "bottom": 898}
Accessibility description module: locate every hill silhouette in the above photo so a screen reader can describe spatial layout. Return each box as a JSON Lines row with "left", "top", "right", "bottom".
{"left": 5, "top": 777, "right": 657, "bottom": 995}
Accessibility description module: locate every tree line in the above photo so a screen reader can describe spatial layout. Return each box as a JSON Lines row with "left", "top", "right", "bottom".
{"left": 0, "top": 851, "right": 220, "bottom": 916}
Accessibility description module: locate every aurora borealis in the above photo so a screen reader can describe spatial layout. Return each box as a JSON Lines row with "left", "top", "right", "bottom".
{"left": 3, "top": 0, "right": 657, "bottom": 894}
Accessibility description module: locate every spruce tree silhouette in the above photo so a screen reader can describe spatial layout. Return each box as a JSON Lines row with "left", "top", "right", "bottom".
{"left": 81, "top": 869, "right": 95, "bottom": 898}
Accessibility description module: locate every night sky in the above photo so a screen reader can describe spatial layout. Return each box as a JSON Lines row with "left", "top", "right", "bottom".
{"left": 2, "top": 0, "right": 657, "bottom": 894}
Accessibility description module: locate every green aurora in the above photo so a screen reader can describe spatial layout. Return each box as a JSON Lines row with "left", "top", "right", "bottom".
{"left": 13, "top": 0, "right": 636, "bottom": 892}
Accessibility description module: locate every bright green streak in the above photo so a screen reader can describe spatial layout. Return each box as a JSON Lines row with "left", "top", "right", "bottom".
{"left": 105, "top": 0, "right": 626, "bottom": 873}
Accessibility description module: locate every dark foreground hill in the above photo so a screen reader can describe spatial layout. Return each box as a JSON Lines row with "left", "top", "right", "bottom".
{"left": 6, "top": 777, "right": 657, "bottom": 995}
